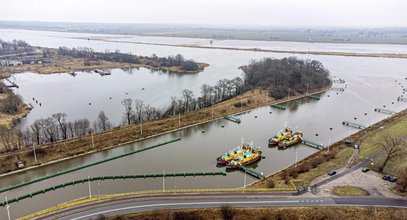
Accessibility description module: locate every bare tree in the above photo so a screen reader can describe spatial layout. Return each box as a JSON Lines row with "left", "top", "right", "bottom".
{"left": 144, "top": 104, "right": 155, "bottom": 121}
{"left": 73, "top": 119, "right": 90, "bottom": 137}
{"left": 377, "top": 135, "right": 405, "bottom": 172}
{"left": 52, "top": 113, "right": 68, "bottom": 140}
{"left": 30, "top": 120, "right": 43, "bottom": 145}
{"left": 96, "top": 111, "right": 111, "bottom": 131}
{"left": 40, "top": 118, "right": 59, "bottom": 143}
{"left": 134, "top": 99, "right": 144, "bottom": 123}
{"left": 182, "top": 89, "right": 194, "bottom": 112}
{"left": 121, "top": 98, "right": 134, "bottom": 125}
{"left": 0, "top": 125, "right": 16, "bottom": 152}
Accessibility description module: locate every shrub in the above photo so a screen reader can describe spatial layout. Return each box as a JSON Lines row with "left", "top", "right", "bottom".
{"left": 221, "top": 204, "right": 235, "bottom": 220}
{"left": 267, "top": 180, "right": 275, "bottom": 188}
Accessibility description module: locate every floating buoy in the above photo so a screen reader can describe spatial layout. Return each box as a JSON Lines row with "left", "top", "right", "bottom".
{"left": 39, "top": 103, "right": 42, "bottom": 106}
{"left": 327, "top": 95, "right": 330, "bottom": 97}
{"left": 202, "top": 130, "right": 205, "bottom": 133}
{"left": 354, "top": 117, "right": 357, "bottom": 120}
{"left": 89, "top": 103, "right": 92, "bottom": 105}
{"left": 269, "top": 112, "right": 272, "bottom": 114}
{"left": 109, "top": 97, "right": 112, "bottom": 99}
{"left": 261, "top": 156, "right": 266, "bottom": 159}
{"left": 254, "top": 116, "right": 258, "bottom": 118}
{"left": 364, "top": 113, "right": 367, "bottom": 115}
{"left": 315, "top": 133, "right": 319, "bottom": 136}
{"left": 221, "top": 125, "right": 225, "bottom": 128}
{"left": 32, "top": 97, "right": 35, "bottom": 101}
{"left": 125, "top": 92, "right": 128, "bottom": 95}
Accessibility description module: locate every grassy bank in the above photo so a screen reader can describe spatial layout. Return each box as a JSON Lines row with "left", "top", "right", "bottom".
{"left": 0, "top": 51, "right": 208, "bottom": 76}
{"left": 0, "top": 87, "right": 328, "bottom": 175}
{"left": 249, "top": 109, "right": 407, "bottom": 189}
{"left": 97, "top": 206, "right": 407, "bottom": 220}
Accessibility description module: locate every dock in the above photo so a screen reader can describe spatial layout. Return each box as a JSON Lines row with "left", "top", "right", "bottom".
{"left": 331, "top": 87, "right": 345, "bottom": 92}
{"left": 332, "top": 79, "right": 345, "bottom": 83}
{"left": 374, "top": 108, "right": 396, "bottom": 115}
{"left": 239, "top": 166, "right": 265, "bottom": 180}
{"left": 224, "top": 115, "right": 241, "bottom": 123}
{"left": 342, "top": 121, "right": 366, "bottom": 129}
{"left": 398, "top": 97, "right": 407, "bottom": 102}
{"left": 306, "top": 94, "right": 321, "bottom": 100}
{"left": 301, "top": 139, "right": 324, "bottom": 150}
{"left": 270, "top": 104, "right": 287, "bottom": 110}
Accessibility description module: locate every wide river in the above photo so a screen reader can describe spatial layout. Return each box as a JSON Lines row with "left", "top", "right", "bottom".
{"left": 0, "top": 29, "right": 406, "bottom": 218}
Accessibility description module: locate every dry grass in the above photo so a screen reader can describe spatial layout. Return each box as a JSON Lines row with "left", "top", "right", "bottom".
{"left": 105, "top": 206, "right": 407, "bottom": 220}
{"left": 333, "top": 185, "right": 370, "bottom": 196}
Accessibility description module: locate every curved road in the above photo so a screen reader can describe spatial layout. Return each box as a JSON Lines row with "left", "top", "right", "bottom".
{"left": 34, "top": 192, "right": 407, "bottom": 220}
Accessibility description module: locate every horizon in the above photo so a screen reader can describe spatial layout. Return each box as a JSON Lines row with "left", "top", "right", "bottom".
{"left": 1, "top": 0, "right": 406, "bottom": 28}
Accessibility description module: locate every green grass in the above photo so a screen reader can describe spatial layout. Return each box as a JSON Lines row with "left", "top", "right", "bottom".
{"left": 332, "top": 186, "right": 369, "bottom": 196}
{"left": 354, "top": 114, "right": 407, "bottom": 174}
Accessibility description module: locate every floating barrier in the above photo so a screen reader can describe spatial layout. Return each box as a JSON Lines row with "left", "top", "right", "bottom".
{"left": 270, "top": 104, "right": 287, "bottom": 110}
{"left": 301, "top": 139, "right": 324, "bottom": 150}
{"left": 306, "top": 94, "right": 321, "bottom": 100}
{"left": 224, "top": 115, "right": 241, "bottom": 123}
{"left": 374, "top": 108, "right": 396, "bottom": 115}
{"left": 0, "top": 171, "right": 226, "bottom": 207}
{"left": 239, "top": 166, "right": 265, "bottom": 180}
{"left": 342, "top": 121, "right": 366, "bottom": 129}
{"left": 0, "top": 138, "right": 181, "bottom": 194}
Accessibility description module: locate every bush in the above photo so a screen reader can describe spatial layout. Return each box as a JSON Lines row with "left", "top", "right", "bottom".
{"left": 267, "top": 180, "right": 275, "bottom": 188}
{"left": 173, "top": 211, "right": 200, "bottom": 220}
{"left": 324, "top": 152, "right": 336, "bottom": 161}
{"left": 297, "top": 164, "right": 310, "bottom": 173}
{"left": 311, "top": 157, "right": 325, "bottom": 168}
{"left": 0, "top": 94, "right": 23, "bottom": 114}
{"left": 221, "top": 204, "right": 235, "bottom": 220}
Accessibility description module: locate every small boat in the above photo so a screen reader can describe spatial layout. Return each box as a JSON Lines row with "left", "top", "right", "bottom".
{"left": 278, "top": 131, "right": 303, "bottom": 149}
{"left": 269, "top": 128, "right": 292, "bottom": 146}
{"left": 225, "top": 149, "right": 262, "bottom": 169}
{"left": 216, "top": 145, "right": 251, "bottom": 165}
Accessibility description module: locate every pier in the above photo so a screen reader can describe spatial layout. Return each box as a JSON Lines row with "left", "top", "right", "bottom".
{"left": 239, "top": 166, "right": 265, "bottom": 180}
{"left": 270, "top": 104, "right": 287, "bottom": 110}
{"left": 342, "top": 121, "right": 366, "bottom": 129}
{"left": 398, "top": 97, "right": 407, "bottom": 102}
{"left": 331, "top": 87, "right": 345, "bottom": 92}
{"left": 374, "top": 108, "right": 396, "bottom": 115}
{"left": 332, "top": 79, "right": 345, "bottom": 83}
{"left": 301, "top": 139, "right": 324, "bottom": 150}
{"left": 224, "top": 115, "right": 241, "bottom": 123}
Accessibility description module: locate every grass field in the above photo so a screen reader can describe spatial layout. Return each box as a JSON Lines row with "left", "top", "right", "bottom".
{"left": 333, "top": 185, "right": 370, "bottom": 196}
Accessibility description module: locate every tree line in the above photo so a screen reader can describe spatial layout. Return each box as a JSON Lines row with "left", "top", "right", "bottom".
{"left": 241, "top": 57, "right": 330, "bottom": 99}
{"left": 0, "top": 81, "right": 24, "bottom": 116}
{"left": 57, "top": 47, "right": 200, "bottom": 72}
{"left": 0, "top": 39, "right": 33, "bottom": 55}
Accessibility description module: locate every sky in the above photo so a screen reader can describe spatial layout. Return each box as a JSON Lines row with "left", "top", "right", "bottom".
{"left": 1, "top": 0, "right": 406, "bottom": 27}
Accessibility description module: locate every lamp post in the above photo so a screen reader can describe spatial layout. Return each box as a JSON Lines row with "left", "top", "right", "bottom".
{"left": 162, "top": 170, "right": 166, "bottom": 192}
{"left": 88, "top": 175, "right": 92, "bottom": 199}
{"left": 328, "top": 128, "right": 333, "bottom": 153}
{"left": 5, "top": 196, "right": 11, "bottom": 220}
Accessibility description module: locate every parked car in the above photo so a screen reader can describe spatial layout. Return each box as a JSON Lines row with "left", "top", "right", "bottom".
{"left": 383, "top": 175, "right": 391, "bottom": 180}
{"left": 344, "top": 140, "right": 352, "bottom": 146}
{"left": 362, "top": 167, "right": 369, "bottom": 172}
{"left": 328, "top": 170, "right": 337, "bottom": 176}
{"left": 388, "top": 176, "right": 398, "bottom": 182}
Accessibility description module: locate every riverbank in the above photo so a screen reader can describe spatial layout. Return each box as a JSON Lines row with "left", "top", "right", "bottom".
{"left": 0, "top": 49, "right": 209, "bottom": 76}
{"left": 0, "top": 88, "right": 31, "bottom": 128}
{"left": 0, "top": 86, "right": 329, "bottom": 176}
{"left": 248, "top": 108, "right": 407, "bottom": 189}
{"left": 89, "top": 38, "right": 407, "bottom": 59}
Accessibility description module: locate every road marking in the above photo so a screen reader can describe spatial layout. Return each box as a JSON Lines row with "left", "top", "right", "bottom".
{"left": 69, "top": 200, "right": 300, "bottom": 220}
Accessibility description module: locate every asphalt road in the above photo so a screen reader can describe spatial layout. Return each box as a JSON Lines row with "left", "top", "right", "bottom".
{"left": 35, "top": 192, "right": 407, "bottom": 220}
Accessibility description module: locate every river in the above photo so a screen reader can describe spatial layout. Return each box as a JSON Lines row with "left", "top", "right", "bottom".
{"left": 0, "top": 29, "right": 406, "bottom": 218}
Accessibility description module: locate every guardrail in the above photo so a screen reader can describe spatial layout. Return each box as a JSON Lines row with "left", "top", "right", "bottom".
{"left": 0, "top": 171, "right": 226, "bottom": 207}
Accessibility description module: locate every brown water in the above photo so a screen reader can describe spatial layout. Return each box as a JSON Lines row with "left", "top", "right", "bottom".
{"left": 0, "top": 29, "right": 406, "bottom": 218}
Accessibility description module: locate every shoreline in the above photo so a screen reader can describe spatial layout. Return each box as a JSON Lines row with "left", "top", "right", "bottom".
{"left": 87, "top": 38, "right": 407, "bottom": 59}
{"left": 0, "top": 87, "right": 330, "bottom": 178}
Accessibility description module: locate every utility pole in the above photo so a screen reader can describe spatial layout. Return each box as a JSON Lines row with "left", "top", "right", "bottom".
{"left": 5, "top": 197, "right": 11, "bottom": 220}
{"left": 91, "top": 132, "right": 95, "bottom": 149}
{"left": 295, "top": 151, "right": 298, "bottom": 168}
{"left": 162, "top": 170, "right": 166, "bottom": 192}
{"left": 88, "top": 176, "right": 92, "bottom": 199}
{"left": 33, "top": 145, "right": 37, "bottom": 163}
{"left": 140, "top": 120, "right": 143, "bottom": 135}
{"left": 211, "top": 105, "right": 214, "bottom": 118}
{"left": 244, "top": 169, "right": 247, "bottom": 189}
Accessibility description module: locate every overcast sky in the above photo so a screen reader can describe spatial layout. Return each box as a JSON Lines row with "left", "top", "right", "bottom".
{"left": 1, "top": 0, "right": 406, "bottom": 27}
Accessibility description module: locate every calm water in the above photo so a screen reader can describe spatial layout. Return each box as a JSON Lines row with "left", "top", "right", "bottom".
{"left": 0, "top": 29, "right": 407, "bottom": 218}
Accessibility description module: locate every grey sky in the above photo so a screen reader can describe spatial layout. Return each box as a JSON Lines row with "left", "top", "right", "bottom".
{"left": 1, "top": 0, "right": 406, "bottom": 27}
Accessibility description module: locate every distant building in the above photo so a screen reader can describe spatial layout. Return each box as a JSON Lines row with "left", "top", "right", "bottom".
{"left": 0, "top": 59, "right": 23, "bottom": 66}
